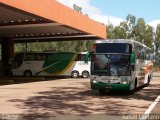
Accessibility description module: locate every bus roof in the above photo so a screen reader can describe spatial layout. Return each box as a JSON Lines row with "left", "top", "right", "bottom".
{"left": 95, "top": 39, "right": 151, "bottom": 50}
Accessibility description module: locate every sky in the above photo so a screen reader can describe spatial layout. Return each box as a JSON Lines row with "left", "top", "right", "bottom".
{"left": 56, "top": 0, "right": 160, "bottom": 29}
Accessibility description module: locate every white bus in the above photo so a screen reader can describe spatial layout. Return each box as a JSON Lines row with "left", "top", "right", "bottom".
{"left": 11, "top": 52, "right": 90, "bottom": 78}
{"left": 90, "top": 39, "right": 154, "bottom": 93}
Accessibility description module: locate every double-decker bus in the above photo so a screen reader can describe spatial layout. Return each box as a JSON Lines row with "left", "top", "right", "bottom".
{"left": 90, "top": 39, "right": 154, "bottom": 93}
{"left": 11, "top": 52, "right": 90, "bottom": 78}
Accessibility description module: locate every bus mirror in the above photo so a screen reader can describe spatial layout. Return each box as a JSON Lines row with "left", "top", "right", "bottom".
{"left": 85, "top": 52, "right": 91, "bottom": 63}
{"left": 130, "top": 52, "right": 135, "bottom": 64}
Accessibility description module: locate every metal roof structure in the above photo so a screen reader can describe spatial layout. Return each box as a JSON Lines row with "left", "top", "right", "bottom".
{"left": 0, "top": 0, "right": 106, "bottom": 43}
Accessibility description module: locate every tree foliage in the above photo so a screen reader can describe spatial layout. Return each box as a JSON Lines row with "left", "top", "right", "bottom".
{"left": 155, "top": 24, "right": 160, "bottom": 51}
{"left": 73, "top": 4, "right": 82, "bottom": 13}
{"left": 107, "top": 14, "right": 155, "bottom": 49}
{"left": 14, "top": 40, "right": 95, "bottom": 53}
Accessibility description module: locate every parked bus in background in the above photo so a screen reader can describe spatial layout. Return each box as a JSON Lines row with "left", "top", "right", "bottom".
{"left": 90, "top": 39, "right": 154, "bottom": 94}
{"left": 11, "top": 52, "right": 90, "bottom": 78}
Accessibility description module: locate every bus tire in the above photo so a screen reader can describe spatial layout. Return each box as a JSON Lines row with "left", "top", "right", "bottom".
{"left": 134, "top": 79, "right": 137, "bottom": 89}
{"left": 82, "top": 71, "right": 89, "bottom": 78}
{"left": 145, "top": 75, "right": 150, "bottom": 87}
{"left": 71, "top": 71, "right": 79, "bottom": 78}
{"left": 24, "top": 70, "right": 32, "bottom": 77}
{"left": 131, "top": 79, "right": 137, "bottom": 93}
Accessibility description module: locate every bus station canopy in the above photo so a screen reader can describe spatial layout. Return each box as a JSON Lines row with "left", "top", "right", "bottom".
{"left": 0, "top": 0, "right": 106, "bottom": 43}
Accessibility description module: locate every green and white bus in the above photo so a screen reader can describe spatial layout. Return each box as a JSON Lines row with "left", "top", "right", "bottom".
{"left": 11, "top": 52, "right": 90, "bottom": 78}
{"left": 90, "top": 39, "right": 154, "bottom": 93}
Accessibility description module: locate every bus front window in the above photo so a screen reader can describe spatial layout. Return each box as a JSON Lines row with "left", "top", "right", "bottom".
{"left": 91, "top": 54, "right": 130, "bottom": 76}
{"left": 91, "top": 54, "right": 110, "bottom": 75}
{"left": 94, "top": 55, "right": 109, "bottom": 69}
{"left": 110, "top": 54, "right": 130, "bottom": 76}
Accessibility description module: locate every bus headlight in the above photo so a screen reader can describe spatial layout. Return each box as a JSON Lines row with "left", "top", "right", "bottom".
{"left": 91, "top": 77, "right": 98, "bottom": 83}
{"left": 121, "top": 79, "right": 129, "bottom": 84}
{"left": 122, "top": 81, "right": 127, "bottom": 84}
{"left": 93, "top": 80, "right": 98, "bottom": 83}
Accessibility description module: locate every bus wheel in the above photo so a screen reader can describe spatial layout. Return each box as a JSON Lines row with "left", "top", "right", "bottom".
{"left": 145, "top": 76, "right": 150, "bottom": 87}
{"left": 99, "top": 89, "right": 105, "bottom": 94}
{"left": 82, "top": 71, "right": 89, "bottom": 78}
{"left": 24, "top": 70, "right": 32, "bottom": 77}
{"left": 71, "top": 71, "right": 79, "bottom": 78}
{"left": 133, "top": 79, "right": 137, "bottom": 92}
{"left": 131, "top": 79, "right": 137, "bottom": 93}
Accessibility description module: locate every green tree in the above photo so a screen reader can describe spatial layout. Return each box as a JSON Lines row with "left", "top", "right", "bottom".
{"left": 107, "top": 14, "right": 136, "bottom": 39}
{"left": 111, "top": 22, "right": 128, "bottom": 39}
{"left": 119, "top": 21, "right": 129, "bottom": 39}
{"left": 112, "top": 26, "right": 120, "bottom": 39}
{"left": 134, "top": 18, "right": 146, "bottom": 43}
{"left": 155, "top": 24, "right": 160, "bottom": 52}
{"left": 73, "top": 4, "right": 82, "bottom": 13}
{"left": 154, "top": 24, "right": 160, "bottom": 67}
{"left": 107, "top": 23, "right": 114, "bottom": 39}
{"left": 126, "top": 14, "right": 136, "bottom": 39}
{"left": 144, "top": 25, "right": 154, "bottom": 48}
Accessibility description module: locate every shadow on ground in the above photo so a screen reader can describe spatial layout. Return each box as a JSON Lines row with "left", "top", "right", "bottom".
{"left": 0, "top": 76, "right": 69, "bottom": 85}
{"left": 7, "top": 73, "right": 160, "bottom": 119}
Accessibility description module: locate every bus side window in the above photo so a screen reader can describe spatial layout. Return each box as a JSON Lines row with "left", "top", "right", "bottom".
{"left": 35, "top": 54, "right": 48, "bottom": 61}
{"left": 41, "top": 54, "right": 47, "bottom": 61}
{"left": 81, "top": 54, "right": 85, "bottom": 61}
{"left": 75, "top": 54, "right": 81, "bottom": 61}
{"left": 75, "top": 54, "right": 90, "bottom": 61}
{"left": 139, "top": 52, "right": 145, "bottom": 60}
{"left": 35, "top": 54, "right": 41, "bottom": 61}
{"left": 146, "top": 51, "right": 150, "bottom": 60}
{"left": 24, "top": 54, "right": 35, "bottom": 61}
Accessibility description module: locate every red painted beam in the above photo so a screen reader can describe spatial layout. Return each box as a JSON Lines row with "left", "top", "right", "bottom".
{"left": 0, "top": 0, "right": 107, "bottom": 39}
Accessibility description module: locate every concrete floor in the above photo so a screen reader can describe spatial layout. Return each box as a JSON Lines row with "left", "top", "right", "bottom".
{"left": 0, "top": 72, "right": 159, "bottom": 120}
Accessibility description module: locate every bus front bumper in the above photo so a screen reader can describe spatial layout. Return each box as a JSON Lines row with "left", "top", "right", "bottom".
{"left": 91, "top": 82, "right": 130, "bottom": 91}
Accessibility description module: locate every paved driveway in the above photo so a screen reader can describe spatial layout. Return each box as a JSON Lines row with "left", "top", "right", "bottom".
{"left": 0, "top": 72, "right": 159, "bottom": 120}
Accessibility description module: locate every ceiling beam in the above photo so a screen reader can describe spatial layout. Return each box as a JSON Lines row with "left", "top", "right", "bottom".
{"left": 0, "top": 23, "right": 62, "bottom": 29}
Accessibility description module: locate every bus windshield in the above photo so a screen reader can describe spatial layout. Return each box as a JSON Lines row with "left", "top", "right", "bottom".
{"left": 11, "top": 53, "right": 24, "bottom": 69}
{"left": 91, "top": 54, "right": 131, "bottom": 76}
{"left": 91, "top": 43, "right": 132, "bottom": 76}
{"left": 96, "top": 43, "right": 131, "bottom": 53}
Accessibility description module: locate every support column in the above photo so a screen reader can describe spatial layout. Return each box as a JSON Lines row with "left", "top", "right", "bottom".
{"left": 1, "top": 38, "right": 14, "bottom": 76}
